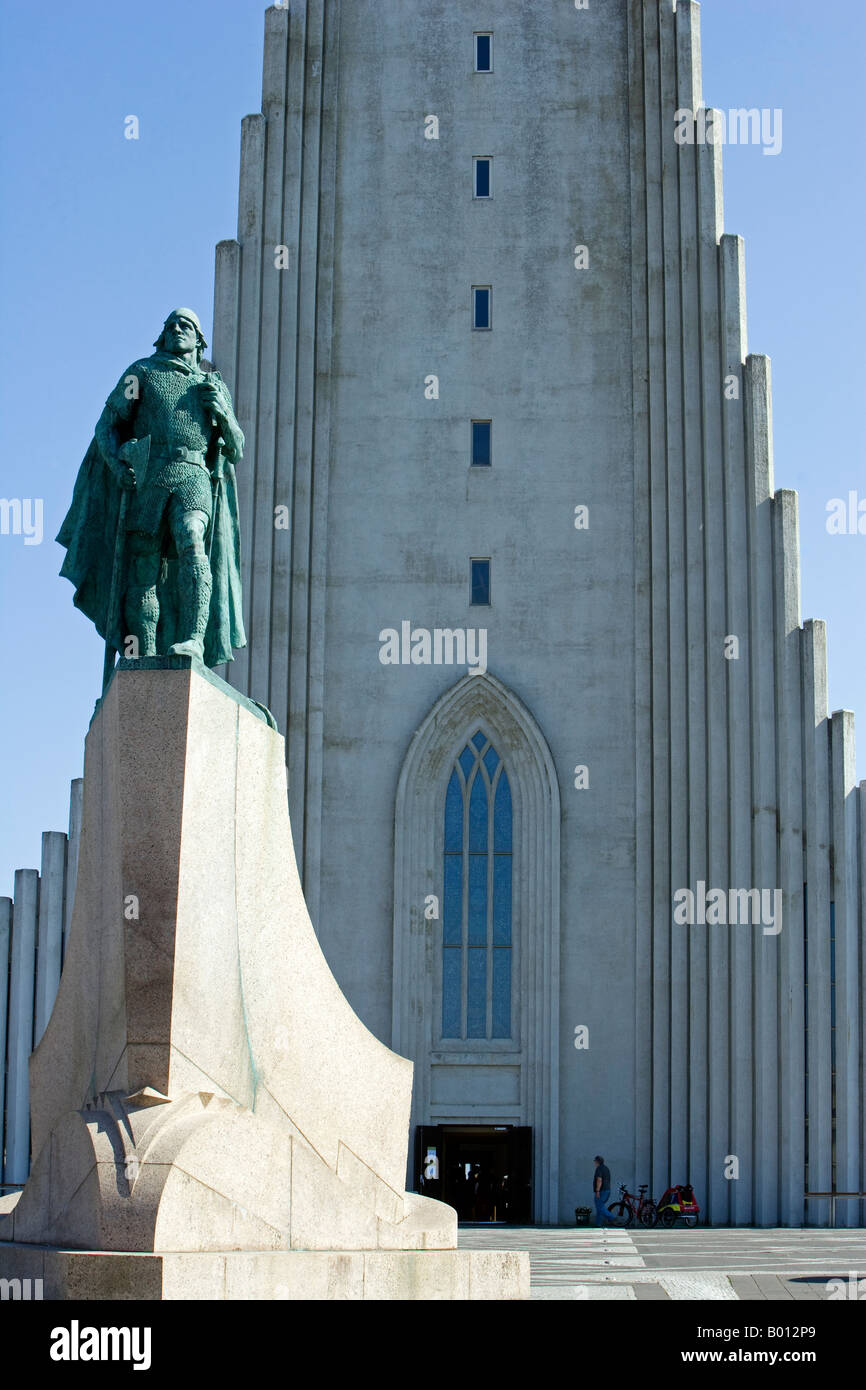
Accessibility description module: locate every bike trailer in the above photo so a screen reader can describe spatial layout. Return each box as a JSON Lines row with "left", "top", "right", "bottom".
{"left": 657, "top": 1183, "right": 700, "bottom": 1222}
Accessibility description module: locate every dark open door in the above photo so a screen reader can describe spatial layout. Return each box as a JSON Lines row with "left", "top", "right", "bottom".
{"left": 413, "top": 1125, "right": 533, "bottom": 1223}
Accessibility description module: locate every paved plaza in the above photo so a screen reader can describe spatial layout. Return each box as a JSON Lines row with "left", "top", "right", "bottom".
{"left": 458, "top": 1226, "right": 866, "bottom": 1301}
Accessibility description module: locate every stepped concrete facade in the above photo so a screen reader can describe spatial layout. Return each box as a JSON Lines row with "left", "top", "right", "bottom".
{"left": 209, "top": 0, "right": 864, "bottom": 1226}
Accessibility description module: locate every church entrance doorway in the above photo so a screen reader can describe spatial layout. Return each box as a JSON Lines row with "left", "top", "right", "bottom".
{"left": 415, "top": 1125, "right": 532, "bottom": 1223}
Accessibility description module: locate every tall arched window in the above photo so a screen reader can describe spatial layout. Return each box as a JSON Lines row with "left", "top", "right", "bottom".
{"left": 442, "top": 730, "right": 512, "bottom": 1039}
{"left": 393, "top": 670, "right": 561, "bottom": 1221}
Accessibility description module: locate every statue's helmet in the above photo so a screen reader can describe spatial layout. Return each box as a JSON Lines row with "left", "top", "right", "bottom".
{"left": 154, "top": 308, "right": 208, "bottom": 363}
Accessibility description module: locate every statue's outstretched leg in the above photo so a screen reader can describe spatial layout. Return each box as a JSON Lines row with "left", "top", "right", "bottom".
{"left": 168, "top": 506, "right": 212, "bottom": 662}
{"left": 124, "top": 533, "right": 161, "bottom": 658}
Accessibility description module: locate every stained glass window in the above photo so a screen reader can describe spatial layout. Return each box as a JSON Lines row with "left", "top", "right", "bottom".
{"left": 442, "top": 731, "right": 512, "bottom": 1039}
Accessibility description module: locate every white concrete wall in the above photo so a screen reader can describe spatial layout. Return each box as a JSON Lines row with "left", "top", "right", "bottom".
{"left": 0, "top": 782, "right": 81, "bottom": 1188}
{"left": 209, "top": 0, "right": 864, "bottom": 1225}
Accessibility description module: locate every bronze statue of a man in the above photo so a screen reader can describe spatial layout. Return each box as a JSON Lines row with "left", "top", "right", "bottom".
{"left": 57, "top": 310, "right": 246, "bottom": 678}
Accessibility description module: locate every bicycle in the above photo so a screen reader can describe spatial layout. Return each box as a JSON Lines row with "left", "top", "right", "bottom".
{"left": 609, "top": 1183, "right": 658, "bottom": 1227}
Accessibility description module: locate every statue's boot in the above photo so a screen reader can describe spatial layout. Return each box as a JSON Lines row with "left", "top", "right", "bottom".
{"left": 124, "top": 584, "right": 159, "bottom": 659}
{"left": 168, "top": 554, "right": 211, "bottom": 662}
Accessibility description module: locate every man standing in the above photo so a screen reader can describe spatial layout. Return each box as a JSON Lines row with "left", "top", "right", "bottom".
{"left": 57, "top": 309, "right": 246, "bottom": 674}
{"left": 593, "top": 1154, "right": 617, "bottom": 1227}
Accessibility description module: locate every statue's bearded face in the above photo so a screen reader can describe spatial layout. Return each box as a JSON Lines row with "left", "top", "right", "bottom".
{"left": 163, "top": 315, "right": 199, "bottom": 355}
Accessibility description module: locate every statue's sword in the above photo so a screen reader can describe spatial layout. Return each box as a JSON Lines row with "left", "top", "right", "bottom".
{"left": 208, "top": 464, "right": 222, "bottom": 563}
{"left": 102, "top": 436, "right": 150, "bottom": 692}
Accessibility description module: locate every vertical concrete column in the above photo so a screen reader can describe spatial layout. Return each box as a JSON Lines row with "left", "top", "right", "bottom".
{"left": 674, "top": 0, "right": 712, "bottom": 1210}
{"left": 639, "top": 0, "right": 674, "bottom": 1201}
{"left": 0, "top": 898, "right": 11, "bottom": 1186}
{"left": 269, "top": 0, "right": 306, "bottom": 742}
{"left": 212, "top": 239, "right": 240, "bottom": 393}
{"left": 276, "top": 0, "right": 337, "bottom": 923}
{"left": 34, "top": 832, "right": 67, "bottom": 1046}
{"left": 744, "top": 353, "right": 776, "bottom": 1226}
{"left": 658, "top": 0, "right": 690, "bottom": 1193}
{"left": 6, "top": 869, "right": 39, "bottom": 1184}
{"left": 717, "top": 233, "right": 751, "bottom": 1226}
{"left": 801, "top": 620, "right": 832, "bottom": 1226}
{"left": 830, "top": 709, "right": 860, "bottom": 1227}
{"left": 294, "top": 0, "right": 340, "bottom": 924}
{"left": 63, "top": 777, "right": 83, "bottom": 961}
{"left": 695, "top": 119, "right": 726, "bottom": 1219}
{"left": 211, "top": 239, "right": 242, "bottom": 690}
{"left": 231, "top": 109, "right": 267, "bottom": 700}
{"left": 775, "top": 487, "right": 806, "bottom": 1227}
{"left": 675, "top": 0, "right": 709, "bottom": 1205}
{"left": 249, "top": 2, "right": 291, "bottom": 711}
{"left": 767, "top": 489, "right": 803, "bottom": 1226}
{"left": 674, "top": 0, "right": 702, "bottom": 113}
{"left": 626, "top": 0, "right": 654, "bottom": 1192}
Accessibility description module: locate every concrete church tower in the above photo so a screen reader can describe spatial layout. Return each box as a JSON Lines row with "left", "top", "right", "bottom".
{"left": 211, "top": 1, "right": 865, "bottom": 1226}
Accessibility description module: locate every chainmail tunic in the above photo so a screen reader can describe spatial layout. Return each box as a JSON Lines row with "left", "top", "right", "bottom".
{"left": 107, "top": 358, "right": 217, "bottom": 536}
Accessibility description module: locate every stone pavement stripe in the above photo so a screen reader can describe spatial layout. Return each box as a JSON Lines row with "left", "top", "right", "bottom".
{"left": 533, "top": 1266, "right": 839, "bottom": 1279}
{"left": 729, "top": 1275, "right": 765, "bottom": 1299}
{"left": 634, "top": 1282, "right": 670, "bottom": 1299}
{"left": 529, "top": 1257, "right": 645, "bottom": 1267}
{"left": 657, "top": 1274, "right": 738, "bottom": 1301}
{"left": 679, "top": 1264, "right": 856, "bottom": 1272}
{"left": 752, "top": 1273, "right": 793, "bottom": 1300}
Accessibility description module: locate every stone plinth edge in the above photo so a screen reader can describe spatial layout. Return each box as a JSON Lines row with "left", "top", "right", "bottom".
{"left": 99, "top": 654, "right": 277, "bottom": 729}
{"left": 0, "top": 1244, "right": 529, "bottom": 1301}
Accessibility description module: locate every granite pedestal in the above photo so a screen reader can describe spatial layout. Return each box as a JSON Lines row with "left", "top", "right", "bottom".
{"left": 0, "top": 661, "right": 528, "bottom": 1300}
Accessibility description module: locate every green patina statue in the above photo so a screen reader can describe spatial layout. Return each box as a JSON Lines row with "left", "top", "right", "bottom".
{"left": 57, "top": 309, "right": 246, "bottom": 685}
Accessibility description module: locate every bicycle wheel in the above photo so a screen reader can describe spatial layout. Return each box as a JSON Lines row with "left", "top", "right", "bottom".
{"left": 659, "top": 1206, "right": 677, "bottom": 1228}
{"left": 608, "top": 1202, "right": 631, "bottom": 1227}
{"left": 639, "top": 1202, "right": 658, "bottom": 1228}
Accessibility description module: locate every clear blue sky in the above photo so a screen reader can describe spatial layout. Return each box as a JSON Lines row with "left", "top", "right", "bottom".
{"left": 0, "top": 1, "right": 864, "bottom": 892}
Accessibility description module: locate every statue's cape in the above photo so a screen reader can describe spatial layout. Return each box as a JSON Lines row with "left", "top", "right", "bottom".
{"left": 56, "top": 432, "right": 246, "bottom": 668}
{"left": 202, "top": 455, "right": 246, "bottom": 666}
{"left": 56, "top": 439, "right": 126, "bottom": 651}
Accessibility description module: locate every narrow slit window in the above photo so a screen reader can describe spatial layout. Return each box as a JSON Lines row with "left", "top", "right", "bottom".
{"left": 472, "top": 286, "right": 491, "bottom": 330}
{"left": 473, "top": 157, "right": 492, "bottom": 198}
{"left": 471, "top": 421, "right": 492, "bottom": 467}
{"left": 470, "top": 558, "right": 491, "bottom": 606}
{"left": 474, "top": 33, "right": 492, "bottom": 72}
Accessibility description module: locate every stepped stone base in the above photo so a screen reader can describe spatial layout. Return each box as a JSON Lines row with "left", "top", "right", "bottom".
{"left": 0, "top": 1243, "right": 528, "bottom": 1301}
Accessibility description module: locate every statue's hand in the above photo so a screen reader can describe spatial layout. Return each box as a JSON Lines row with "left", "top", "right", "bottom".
{"left": 112, "top": 458, "right": 136, "bottom": 491}
{"left": 200, "top": 378, "right": 230, "bottom": 424}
